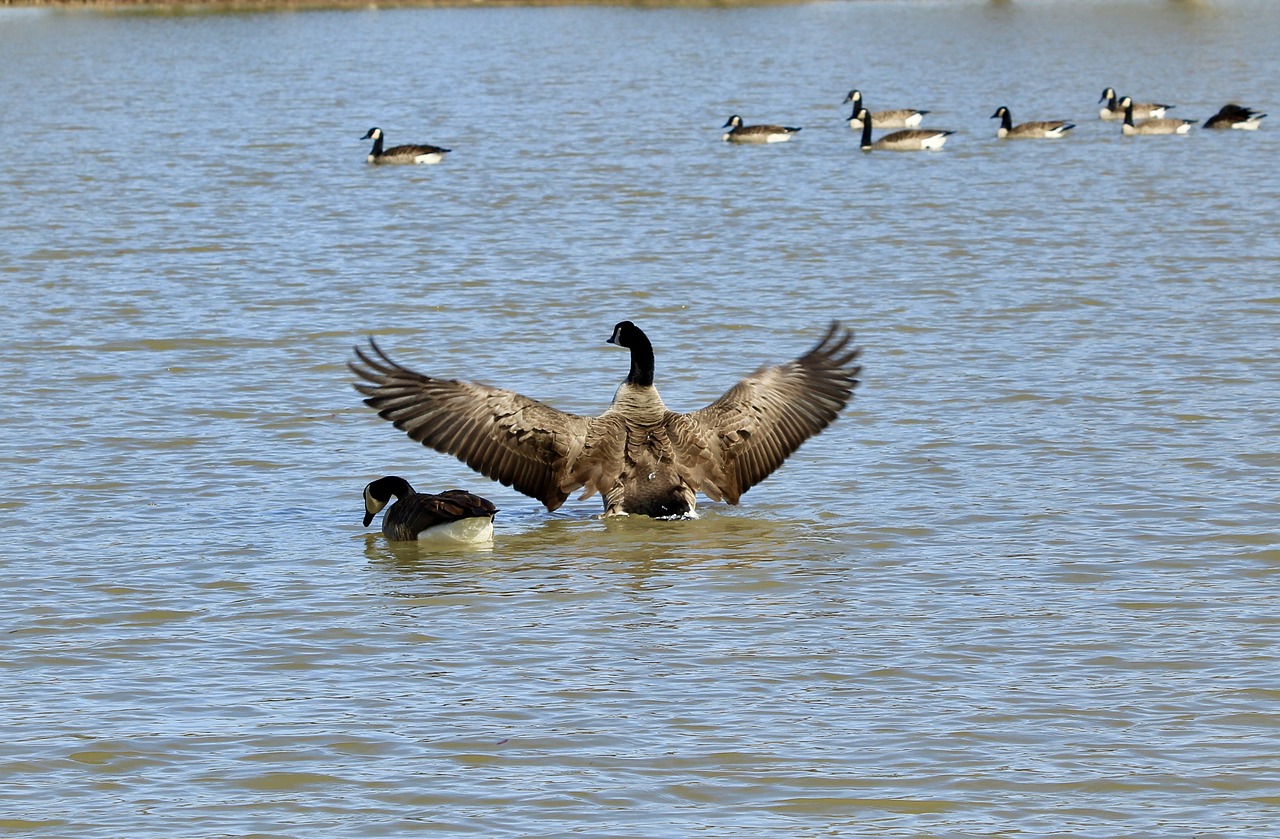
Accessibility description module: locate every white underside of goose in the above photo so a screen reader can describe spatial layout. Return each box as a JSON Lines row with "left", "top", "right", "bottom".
{"left": 415, "top": 517, "right": 494, "bottom": 544}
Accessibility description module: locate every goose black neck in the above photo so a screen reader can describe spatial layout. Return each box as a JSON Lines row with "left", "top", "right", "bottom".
{"left": 999, "top": 110, "right": 1013, "bottom": 131}
{"left": 373, "top": 475, "right": 413, "bottom": 501}
{"left": 627, "top": 331, "right": 655, "bottom": 387}
{"left": 860, "top": 115, "right": 873, "bottom": 150}
{"left": 1124, "top": 104, "right": 1134, "bottom": 127}
{"left": 369, "top": 134, "right": 384, "bottom": 156}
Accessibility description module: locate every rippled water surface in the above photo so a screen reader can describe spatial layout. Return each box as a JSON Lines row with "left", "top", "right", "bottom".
{"left": 3, "top": 0, "right": 1279, "bottom": 835}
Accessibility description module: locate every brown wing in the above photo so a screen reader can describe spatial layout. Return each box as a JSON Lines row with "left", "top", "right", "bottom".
{"left": 677, "top": 322, "right": 861, "bottom": 504}
{"left": 384, "top": 143, "right": 450, "bottom": 156}
{"left": 435, "top": 490, "right": 499, "bottom": 518}
{"left": 350, "top": 339, "right": 594, "bottom": 511}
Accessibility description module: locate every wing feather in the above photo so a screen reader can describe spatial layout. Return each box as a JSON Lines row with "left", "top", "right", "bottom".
{"left": 350, "top": 339, "right": 593, "bottom": 511}
{"left": 683, "top": 322, "right": 861, "bottom": 503}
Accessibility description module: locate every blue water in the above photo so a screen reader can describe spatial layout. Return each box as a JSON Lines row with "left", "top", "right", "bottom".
{"left": 2, "top": 1, "right": 1279, "bottom": 835}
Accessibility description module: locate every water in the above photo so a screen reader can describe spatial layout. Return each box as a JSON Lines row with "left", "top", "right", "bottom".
{"left": 2, "top": 0, "right": 1279, "bottom": 834}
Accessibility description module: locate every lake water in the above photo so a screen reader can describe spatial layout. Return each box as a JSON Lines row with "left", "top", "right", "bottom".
{"left": 2, "top": 0, "right": 1279, "bottom": 834}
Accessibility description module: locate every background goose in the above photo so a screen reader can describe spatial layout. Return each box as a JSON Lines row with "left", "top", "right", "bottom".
{"left": 721, "top": 115, "right": 802, "bottom": 144}
{"left": 1120, "top": 97, "right": 1196, "bottom": 135}
{"left": 361, "top": 127, "right": 451, "bottom": 165}
{"left": 854, "top": 108, "right": 954, "bottom": 151}
{"left": 843, "top": 89, "right": 929, "bottom": 129}
{"left": 1204, "top": 103, "right": 1267, "bottom": 130}
{"left": 362, "top": 476, "right": 498, "bottom": 543}
{"left": 1099, "top": 87, "right": 1172, "bottom": 120}
{"left": 350, "top": 321, "right": 860, "bottom": 519}
{"left": 990, "top": 106, "right": 1075, "bottom": 139}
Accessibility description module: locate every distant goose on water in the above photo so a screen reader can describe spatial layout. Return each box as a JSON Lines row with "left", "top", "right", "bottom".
{"left": 362, "top": 476, "right": 497, "bottom": 543}
{"left": 1204, "top": 103, "right": 1267, "bottom": 130}
{"left": 854, "top": 108, "right": 954, "bottom": 151}
{"left": 361, "top": 127, "right": 451, "bottom": 165}
{"left": 350, "top": 321, "right": 860, "bottom": 519}
{"left": 843, "top": 89, "right": 929, "bottom": 129}
{"left": 1099, "top": 87, "right": 1172, "bottom": 121}
{"left": 1120, "top": 96, "right": 1196, "bottom": 135}
{"left": 721, "top": 115, "right": 802, "bottom": 144}
{"left": 990, "top": 106, "right": 1075, "bottom": 139}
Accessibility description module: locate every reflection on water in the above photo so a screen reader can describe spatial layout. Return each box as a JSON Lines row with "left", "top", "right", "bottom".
{"left": 3, "top": 0, "right": 1280, "bottom": 835}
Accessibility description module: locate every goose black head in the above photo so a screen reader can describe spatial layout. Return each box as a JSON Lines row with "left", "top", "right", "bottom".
{"left": 608, "top": 321, "right": 642, "bottom": 347}
{"left": 844, "top": 89, "right": 863, "bottom": 105}
{"left": 361, "top": 127, "right": 382, "bottom": 140}
{"left": 722, "top": 115, "right": 743, "bottom": 129}
{"left": 363, "top": 475, "right": 413, "bottom": 527}
{"left": 607, "top": 321, "right": 655, "bottom": 386}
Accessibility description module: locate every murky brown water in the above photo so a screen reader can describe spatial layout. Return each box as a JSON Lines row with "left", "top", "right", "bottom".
{"left": 2, "top": 0, "right": 1279, "bottom": 834}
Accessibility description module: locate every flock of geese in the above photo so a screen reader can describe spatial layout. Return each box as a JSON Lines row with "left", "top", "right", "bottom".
{"left": 357, "top": 322, "right": 861, "bottom": 543}
{"left": 362, "top": 85, "right": 1265, "bottom": 165}
{"left": 721, "top": 86, "right": 1266, "bottom": 150}
{"left": 354, "top": 85, "right": 1264, "bottom": 542}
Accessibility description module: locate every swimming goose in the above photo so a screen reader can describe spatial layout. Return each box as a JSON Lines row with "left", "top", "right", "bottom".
{"left": 721, "top": 115, "right": 802, "bottom": 144}
{"left": 1204, "top": 103, "right": 1267, "bottom": 130}
{"left": 363, "top": 476, "right": 498, "bottom": 543}
{"left": 361, "top": 127, "right": 451, "bottom": 165}
{"left": 990, "top": 106, "right": 1075, "bottom": 139}
{"left": 854, "top": 108, "right": 954, "bottom": 151}
{"left": 350, "top": 321, "right": 860, "bottom": 519}
{"left": 1120, "top": 97, "right": 1196, "bottom": 135}
{"left": 843, "top": 89, "right": 929, "bottom": 129}
{"left": 1099, "top": 87, "right": 1172, "bottom": 120}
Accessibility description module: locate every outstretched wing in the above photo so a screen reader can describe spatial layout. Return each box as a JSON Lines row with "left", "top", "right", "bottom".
{"left": 675, "top": 322, "right": 861, "bottom": 504}
{"left": 350, "top": 339, "right": 594, "bottom": 511}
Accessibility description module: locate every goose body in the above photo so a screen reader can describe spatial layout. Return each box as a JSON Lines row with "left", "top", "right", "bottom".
{"left": 1204, "top": 103, "right": 1267, "bottom": 130}
{"left": 721, "top": 115, "right": 802, "bottom": 144}
{"left": 855, "top": 108, "right": 954, "bottom": 151}
{"left": 991, "top": 106, "right": 1075, "bottom": 139}
{"left": 843, "top": 90, "right": 928, "bottom": 129}
{"left": 351, "top": 322, "right": 860, "bottom": 519}
{"left": 363, "top": 476, "right": 497, "bottom": 543}
{"left": 362, "top": 127, "right": 451, "bottom": 165}
{"left": 1120, "top": 97, "right": 1196, "bottom": 135}
{"left": 1099, "top": 87, "right": 1171, "bottom": 120}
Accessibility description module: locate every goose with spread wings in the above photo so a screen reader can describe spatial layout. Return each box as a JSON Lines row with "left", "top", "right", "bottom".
{"left": 350, "top": 321, "right": 861, "bottom": 519}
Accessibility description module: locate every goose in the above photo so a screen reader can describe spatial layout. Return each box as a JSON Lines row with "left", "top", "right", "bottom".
{"left": 843, "top": 89, "right": 929, "bottom": 129}
{"left": 990, "top": 106, "right": 1075, "bottom": 139}
{"left": 361, "top": 127, "right": 451, "bottom": 165}
{"left": 350, "top": 321, "right": 861, "bottom": 519}
{"left": 1099, "top": 87, "right": 1172, "bottom": 120}
{"left": 362, "top": 475, "right": 497, "bottom": 543}
{"left": 1204, "top": 103, "right": 1267, "bottom": 130}
{"left": 1120, "top": 97, "right": 1196, "bottom": 135}
{"left": 721, "top": 115, "right": 802, "bottom": 144}
{"left": 854, "top": 108, "right": 954, "bottom": 151}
